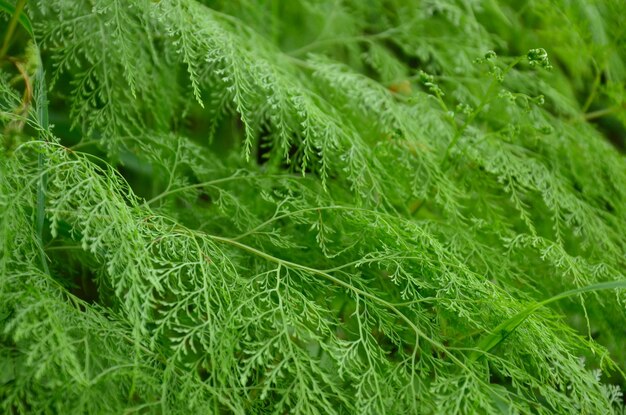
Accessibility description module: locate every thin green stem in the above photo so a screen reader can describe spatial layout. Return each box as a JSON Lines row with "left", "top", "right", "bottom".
{"left": 584, "top": 105, "right": 624, "bottom": 121}
{"left": 207, "top": 234, "right": 472, "bottom": 373}
{"left": 581, "top": 60, "right": 601, "bottom": 113}
{"left": 286, "top": 27, "right": 399, "bottom": 57}
{"left": 145, "top": 173, "right": 295, "bottom": 206}
{"left": 0, "top": 0, "right": 27, "bottom": 60}
{"left": 441, "top": 56, "right": 523, "bottom": 168}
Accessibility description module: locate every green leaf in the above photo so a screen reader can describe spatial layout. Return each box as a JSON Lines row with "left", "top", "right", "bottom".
{"left": 469, "top": 280, "right": 626, "bottom": 362}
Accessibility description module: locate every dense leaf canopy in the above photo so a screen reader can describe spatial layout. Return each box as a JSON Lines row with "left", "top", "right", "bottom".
{"left": 1, "top": 1, "right": 626, "bottom": 413}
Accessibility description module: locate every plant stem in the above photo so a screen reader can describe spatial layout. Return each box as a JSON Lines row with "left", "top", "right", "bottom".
{"left": 208, "top": 234, "right": 472, "bottom": 373}
{"left": 584, "top": 105, "right": 624, "bottom": 121}
{"left": 441, "top": 56, "right": 523, "bottom": 168}
{"left": 0, "top": 0, "right": 27, "bottom": 60}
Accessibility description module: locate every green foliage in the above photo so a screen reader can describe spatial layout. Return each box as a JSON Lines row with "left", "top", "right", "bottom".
{"left": 1, "top": 0, "right": 626, "bottom": 413}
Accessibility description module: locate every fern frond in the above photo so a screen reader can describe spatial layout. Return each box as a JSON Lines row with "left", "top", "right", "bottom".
{"left": 2, "top": 0, "right": 626, "bottom": 413}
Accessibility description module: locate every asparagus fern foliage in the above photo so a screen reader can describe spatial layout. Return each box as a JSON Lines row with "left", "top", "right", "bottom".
{"left": 1, "top": 0, "right": 626, "bottom": 413}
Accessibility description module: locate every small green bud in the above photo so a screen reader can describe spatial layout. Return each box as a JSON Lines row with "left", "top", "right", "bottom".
{"left": 418, "top": 70, "right": 434, "bottom": 84}
{"left": 527, "top": 48, "right": 553, "bottom": 70}
{"left": 456, "top": 103, "right": 473, "bottom": 115}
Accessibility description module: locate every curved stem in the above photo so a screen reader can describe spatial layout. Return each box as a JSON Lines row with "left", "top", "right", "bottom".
{"left": 145, "top": 173, "right": 295, "bottom": 206}
{"left": 207, "top": 234, "right": 472, "bottom": 373}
